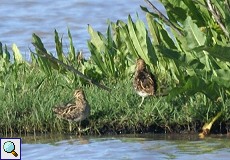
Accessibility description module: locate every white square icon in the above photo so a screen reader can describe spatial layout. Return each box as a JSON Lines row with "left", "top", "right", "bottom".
{"left": 0, "top": 138, "right": 21, "bottom": 160}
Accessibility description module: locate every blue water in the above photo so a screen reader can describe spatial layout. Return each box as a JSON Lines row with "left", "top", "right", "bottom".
{"left": 21, "top": 134, "right": 230, "bottom": 160}
{"left": 0, "top": 0, "right": 164, "bottom": 59}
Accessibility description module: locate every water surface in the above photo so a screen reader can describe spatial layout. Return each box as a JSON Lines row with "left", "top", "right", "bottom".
{"left": 0, "top": 0, "right": 164, "bottom": 59}
{"left": 21, "top": 134, "right": 230, "bottom": 160}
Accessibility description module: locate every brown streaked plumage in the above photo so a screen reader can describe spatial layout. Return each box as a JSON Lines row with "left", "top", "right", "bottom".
{"left": 53, "top": 89, "right": 90, "bottom": 132}
{"left": 133, "top": 58, "right": 157, "bottom": 107}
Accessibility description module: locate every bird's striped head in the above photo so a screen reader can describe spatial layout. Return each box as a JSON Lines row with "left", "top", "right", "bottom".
{"left": 74, "top": 89, "right": 85, "bottom": 100}
{"left": 136, "top": 58, "right": 146, "bottom": 70}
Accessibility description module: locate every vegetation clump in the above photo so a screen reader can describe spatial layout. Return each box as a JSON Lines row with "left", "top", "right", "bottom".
{"left": 0, "top": 0, "right": 230, "bottom": 136}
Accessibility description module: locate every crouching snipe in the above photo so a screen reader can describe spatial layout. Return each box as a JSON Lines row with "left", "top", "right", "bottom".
{"left": 53, "top": 89, "right": 90, "bottom": 133}
{"left": 133, "top": 58, "right": 157, "bottom": 107}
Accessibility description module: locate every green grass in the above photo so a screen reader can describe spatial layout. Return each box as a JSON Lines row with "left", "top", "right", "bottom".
{"left": 0, "top": 63, "right": 229, "bottom": 136}
{"left": 1, "top": 0, "right": 230, "bottom": 136}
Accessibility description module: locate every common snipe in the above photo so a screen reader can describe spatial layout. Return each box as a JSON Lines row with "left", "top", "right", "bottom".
{"left": 53, "top": 89, "right": 90, "bottom": 132}
{"left": 133, "top": 58, "right": 157, "bottom": 107}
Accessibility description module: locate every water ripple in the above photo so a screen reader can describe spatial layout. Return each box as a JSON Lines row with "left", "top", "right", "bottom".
{"left": 21, "top": 135, "right": 230, "bottom": 160}
{"left": 0, "top": 0, "right": 159, "bottom": 59}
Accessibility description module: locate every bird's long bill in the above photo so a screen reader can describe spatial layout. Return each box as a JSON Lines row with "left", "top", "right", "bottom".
{"left": 11, "top": 150, "right": 18, "bottom": 157}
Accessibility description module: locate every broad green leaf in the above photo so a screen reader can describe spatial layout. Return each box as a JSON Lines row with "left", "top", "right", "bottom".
{"left": 106, "top": 25, "right": 116, "bottom": 76}
{"left": 167, "top": 76, "right": 220, "bottom": 101}
{"left": 30, "top": 52, "right": 38, "bottom": 64}
{"left": 212, "top": 69, "right": 230, "bottom": 88}
{"left": 87, "top": 25, "right": 117, "bottom": 78}
{"left": 160, "top": 0, "right": 187, "bottom": 25}
{"left": 156, "top": 46, "right": 205, "bottom": 70}
{"left": 157, "top": 23, "right": 177, "bottom": 49}
{"left": 87, "top": 42, "right": 107, "bottom": 76}
{"left": 88, "top": 25, "right": 106, "bottom": 52}
{"left": 182, "top": 0, "right": 207, "bottom": 26}
{"left": 195, "top": 45, "right": 230, "bottom": 63}
{"left": 54, "top": 29, "right": 64, "bottom": 62}
{"left": 0, "top": 43, "right": 10, "bottom": 63}
{"left": 12, "top": 43, "right": 23, "bottom": 64}
{"left": 146, "top": 13, "right": 160, "bottom": 45}
{"left": 68, "top": 28, "right": 76, "bottom": 62}
{"left": 128, "top": 15, "right": 157, "bottom": 67}
{"left": 140, "top": 6, "right": 161, "bottom": 20}
{"left": 118, "top": 20, "right": 138, "bottom": 57}
{"left": 128, "top": 15, "right": 147, "bottom": 59}
{"left": 0, "top": 42, "right": 3, "bottom": 57}
{"left": 184, "top": 16, "right": 206, "bottom": 49}
{"left": 32, "top": 33, "right": 54, "bottom": 75}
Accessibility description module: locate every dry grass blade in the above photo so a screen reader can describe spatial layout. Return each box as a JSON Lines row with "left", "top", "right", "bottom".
{"left": 199, "top": 111, "right": 222, "bottom": 138}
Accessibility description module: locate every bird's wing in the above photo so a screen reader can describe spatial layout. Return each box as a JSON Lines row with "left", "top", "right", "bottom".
{"left": 139, "top": 72, "right": 157, "bottom": 94}
{"left": 62, "top": 104, "right": 83, "bottom": 120}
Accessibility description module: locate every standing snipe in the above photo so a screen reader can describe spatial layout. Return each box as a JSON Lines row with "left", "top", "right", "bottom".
{"left": 133, "top": 58, "right": 157, "bottom": 107}
{"left": 53, "top": 89, "right": 90, "bottom": 132}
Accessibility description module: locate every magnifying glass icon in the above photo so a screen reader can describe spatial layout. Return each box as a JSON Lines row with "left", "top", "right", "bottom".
{"left": 3, "top": 141, "right": 18, "bottom": 157}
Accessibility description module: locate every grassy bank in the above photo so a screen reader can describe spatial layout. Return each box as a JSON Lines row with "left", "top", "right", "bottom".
{"left": 0, "top": 62, "right": 229, "bottom": 136}
{"left": 1, "top": 0, "right": 230, "bottom": 136}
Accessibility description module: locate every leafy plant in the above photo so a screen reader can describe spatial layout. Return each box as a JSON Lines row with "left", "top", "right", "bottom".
{"left": 87, "top": 24, "right": 132, "bottom": 80}
{"left": 137, "top": 0, "right": 230, "bottom": 101}
{"left": 31, "top": 30, "right": 111, "bottom": 91}
{"left": 31, "top": 30, "right": 88, "bottom": 84}
{"left": 0, "top": 42, "right": 26, "bottom": 87}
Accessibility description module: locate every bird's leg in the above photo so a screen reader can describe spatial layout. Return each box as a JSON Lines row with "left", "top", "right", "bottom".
{"left": 69, "top": 121, "right": 72, "bottom": 133}
{"left": 77, "top": 121, "right": 82, "bottom": 136}
{"left": 138, "top": 97, "right": 145, "bottom": 107}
